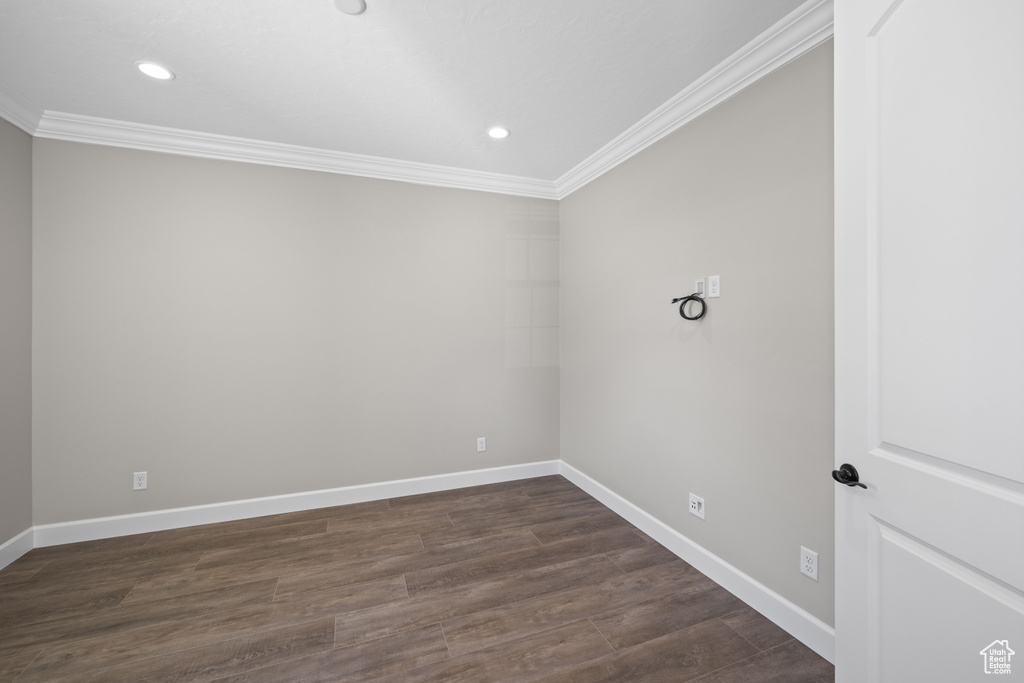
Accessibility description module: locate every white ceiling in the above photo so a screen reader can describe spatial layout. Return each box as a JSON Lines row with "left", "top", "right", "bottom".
{"left": 0, "top": 0, "right": 828, "bottom": 197}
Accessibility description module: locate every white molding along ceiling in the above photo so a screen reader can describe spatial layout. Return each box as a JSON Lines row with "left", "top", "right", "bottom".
{"left": 1, "top": 0, "right": 832, "bottom": 199}
{"left": 0, "top": 82, "right": 37, "bottom": 135}
{"left": 32, "top": 111, "right": 559, "bottom": 199}
{"left": 556, "top": 0, "right": 833, "bottom": 198}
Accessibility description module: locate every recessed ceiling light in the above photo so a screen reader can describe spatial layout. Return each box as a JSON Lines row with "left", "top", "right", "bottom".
{"left": 487, "top": 127, "right": 511, "bottom": 140}
{"left": 136, "top": 61, "right": 175, "bottom": 80}
{"left": 334, "top": 0, "right": 367, "bottom": 15}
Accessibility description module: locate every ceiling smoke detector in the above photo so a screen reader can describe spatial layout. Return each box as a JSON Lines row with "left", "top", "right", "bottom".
{"left": 334, "top": 0, "right": 367, "bottom": 15}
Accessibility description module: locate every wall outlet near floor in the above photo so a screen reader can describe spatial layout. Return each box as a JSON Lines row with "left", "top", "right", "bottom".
{"left": 688, "top": 493, "right": 705, "bottom": 520}
{"left": 133, "top": 471, "right": 147, "bottom": 491}
{"left": 800, "top": 546, "right": 818, "bottom": 581}
{"left": 477, "top": 437, "right": 486, "bottom": 453}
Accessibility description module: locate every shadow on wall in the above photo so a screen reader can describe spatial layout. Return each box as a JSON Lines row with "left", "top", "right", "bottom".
{"left": 505, "top": 201, "right": 560, "bottom": 369}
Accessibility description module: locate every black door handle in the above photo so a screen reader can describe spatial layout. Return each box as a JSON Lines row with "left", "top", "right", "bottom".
{"left": 832, "top": 463, "right": 867, "bottom": 489}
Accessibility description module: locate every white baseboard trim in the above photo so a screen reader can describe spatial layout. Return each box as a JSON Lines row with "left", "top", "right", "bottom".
{"left": 14, "top": 458, "right": 834, "bottom": 664}
{"left": 32, "top": 460, "right": 560, "bottom": 548}
{"left": 558, "top": 461, "right": 836, "bottom": 664}
{"left": 0, "top": 527, "right": 34, "bottom": 572}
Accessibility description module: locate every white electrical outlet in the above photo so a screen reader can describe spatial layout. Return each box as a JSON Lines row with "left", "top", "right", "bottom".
{"left": 707, "top": 275, "right": 720, "bottom": 298}
{"left": 800, "top": 546, "right": 818, "bottom": 581}
{"left": 688, "top": 493, "right": 705, "bottom": 520}
{"left": 477, "top": 437, "right": 486, "bottom": 453}
{"left": 695, "top": 278, "right": 705, "bottom": 297}
{"left": 133, "top": 471, "right": 147, "bottom": 491}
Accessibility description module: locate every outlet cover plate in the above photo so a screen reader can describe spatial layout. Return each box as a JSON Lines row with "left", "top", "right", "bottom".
{"left": 133, "top": 471, "right": 147, "bottom": 491}
{"left": 688, "top": 493, "right": 705, "bottom": 520}
{"left": 800, "top": 545, "right": 818, "bottom": 581}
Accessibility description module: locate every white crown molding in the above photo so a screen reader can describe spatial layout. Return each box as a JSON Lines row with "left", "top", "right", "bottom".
{"left": 0, "top": 81, "right": 41, "bottom": 135}
{"left": 554, "top": 0, "right": 834, "bottom": 198}
{"left": 558, "top": 460, "right": 836, "bottom": 664}
{"left": 33, "top": 111, "right": 561, "bottom": 200}
{"left": 10, "top": 0, "right": 831, "bottom": 200}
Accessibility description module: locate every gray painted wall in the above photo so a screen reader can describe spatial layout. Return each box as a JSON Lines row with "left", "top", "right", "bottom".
{"left": 560, "top": 42, "right": 835, "bottom": 624}
{"left": 32, "top": 141, "right": 559, "bottom": 524}
{"left": 13, "top": 42, "right": 835, "bottom": 630}
{"left": 0, "top": 118, "right": 33, "bottom": 543}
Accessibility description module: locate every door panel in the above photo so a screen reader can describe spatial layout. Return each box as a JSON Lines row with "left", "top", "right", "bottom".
{"left": 835, "top": 0, "right": 1024, "bottom": 680}
{"left": 876, "top": 519, "right": 1024, "bottom": 681}
{"left": 875, "top": 0, "right": 1024, "bottom": 481}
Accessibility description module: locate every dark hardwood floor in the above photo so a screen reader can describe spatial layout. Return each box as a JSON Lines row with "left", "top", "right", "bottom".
{"left": 0, "top": 476, "right": 834, "bottom": 682}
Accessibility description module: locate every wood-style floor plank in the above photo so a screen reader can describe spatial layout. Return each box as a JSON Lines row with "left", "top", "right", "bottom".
{"left": 124, "top": 524, "right": 531, "bottom": 611}
{"left": 324, "top": 509, "right": 453, "bottom": 536}
{"left": 208, "top": 624, "right": 450, "bottom": 683}
{"left": 417, "top": 498, "right": 609, "bottom": 547}
{"left": 720, "top": 605, "right": 795, "bottom": 651}
{"left": 0, "top": 556, "right": 51, "bottom": 590}
{"left": 404, "top": 525, "right": 644, "bottom": 597}
{"left": 374, "top": 620, "right": 614, "bottom": 683}
{"left": 589, "top": 585, "right": 748, "bottom": 650}
{"left": 333, "top": 553, "right": 624, "bottom": 649}
{"left": 145, "top": 500, "right": 390, "bottom": 542}
{"left": 15, "top": 552, "right": 206, "bottom": 596}
{"left": 275, "top": 528, "right": 541, "bottom": 603}
{"left": 20, "top": 533, "right": 154, "bottom": 561}
{"left": 15, "top": 577, "right": 407, "bottom": 681}
{"left": 0, "top": 476, "right": 833, "bottom": 682}
{"left": 0, "top": 647, "right": 41, "bottom": 683}
{"left": 59, "top": 617, "right": 336, "bottom": 683}
{"left": 0, "top": 579, "right": 279, "bottom": 659}
{"left": 439, "top": 559, "right": 714, "bottom": 657}
{"left": 0, "top": 582, "right": 136, "bottom": 630}
{"left": 604, "top": 541, "right": 680, "bottom": 572}
{"left": 689, "top": 639, "right": 837, "bottom": 683}
{"left": 534, "top": 619, "right": 760, "bottom": 683}
{"left": 133, "top": 519, "right": 331, "bottom": 556}
{"left": 0, "top": 571, "right": 130, "bottom": 609}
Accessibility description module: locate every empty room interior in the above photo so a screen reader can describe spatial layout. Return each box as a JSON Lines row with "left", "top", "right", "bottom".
{"left": 2, "top": 1, "right": 1020, "bottom": 681}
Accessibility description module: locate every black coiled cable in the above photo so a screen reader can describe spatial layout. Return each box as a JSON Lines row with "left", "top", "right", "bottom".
{"left": 671, "top": 294, "right": 706, "bottom": 320}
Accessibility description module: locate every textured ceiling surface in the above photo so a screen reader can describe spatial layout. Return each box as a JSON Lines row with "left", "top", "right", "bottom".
{"left": 0, "top": 0, "right": 806, "bottom": 181}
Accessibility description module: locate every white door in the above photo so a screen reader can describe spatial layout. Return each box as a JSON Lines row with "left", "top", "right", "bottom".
{"left": 835, "top": 0, "right": 1024, "bottom": 681}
